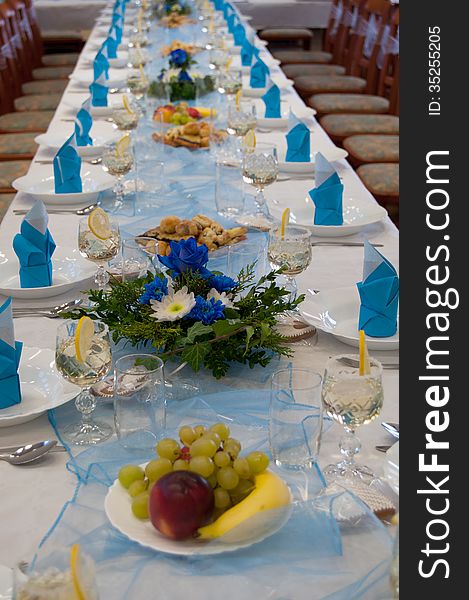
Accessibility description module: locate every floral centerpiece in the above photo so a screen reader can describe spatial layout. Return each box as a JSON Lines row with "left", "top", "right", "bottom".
{"left": 149, "top": 49, "right": 215, "bottom": 102}
{"left": 64, "top": 238, "right": 303, "bottom": 379}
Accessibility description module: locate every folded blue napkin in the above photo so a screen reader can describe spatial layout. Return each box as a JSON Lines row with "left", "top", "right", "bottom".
{"left": 357, "top": 241, "right": 399, "bottom": 337}
{"left": 241, "top": 39, "right": 256, "bottom": 67}
{"left": 93, "top": 45, "right": 109, "bottom": 81}
{"left": 104, "top": 30, "right": 118, "bottom": 59}
{"left": 250, "top": 58, "right": 270, "bottom": 88}
{"left": 89, "top": 72, "right": 108, "bottom": 107}
{"left": 227, "top": 13, "right": 237, "bottom": 33}
{"left": 214, "top": 0, "right": 224, "bottom": 9}
{"left": 223, "top": 4, "right": 234, "bottom": 19}
{"left": 233, "top": 23, "right": 246, "bottom": 46}
{"left": 285, "top": 111, "right": 310, "bottom": 162}
{"left": 262, "top": 81, "right": 281, "bottom": 118}
{"left": 75, "top": 98, "right": 93, "bottom": 147}
{"left": 113, "top": 23, "right": 123, "bottom": 45}
{"left": 13, "top": 200, "right": 56, "bottom": 288}
{"left": 0, "top": 297, "right": 22, "bottom": 410}
{"left": 308, "top": 153, "right": 343, "bottom": 225}
{"left": 112, "top": 12, "right": 124, "bottom": 27}
{"left": 53, "top": 133, "right": 82, "bottom": 194}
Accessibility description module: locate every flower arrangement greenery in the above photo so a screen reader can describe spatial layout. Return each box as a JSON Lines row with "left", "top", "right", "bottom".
{"left": 64, "top": 238, "right": 304, "bottom": 379}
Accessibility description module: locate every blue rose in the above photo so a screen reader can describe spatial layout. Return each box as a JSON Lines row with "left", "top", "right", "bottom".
{"left": 159, "top": 238, "right": 210, "bottom": 275}
{"left": 170, "top": 49, "right": 188, "bottom": 66}
{"left": 178, "top": 69, "right": 193, "bottom": 83}
{"left": 185, "top": 295, "right": 225, "bottom": 325}
{"left": 209, "top": 274, "right": 237, "bottom": 293}
{"left": 139, "top": 276, "right": 169, "bottom": 305}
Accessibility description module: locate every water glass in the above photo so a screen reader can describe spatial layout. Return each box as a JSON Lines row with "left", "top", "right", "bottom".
{"left": 78, "top": 216, "right": 120, "bottom": 289}
{"left": 241, "top": 142, "right": 278, "bottom": 227}
{"left": 269, "top": 368, "right": 323, "bottom": 469}
{"left": 215, "top": 159, "right": 245, "bottom": 217}
{"left": 114, "top": 354, "right": 166, "bottom": 450}
{"left": 122, "top": 237, "right": 158, "bottom": 281}
{"left": 227, "top": 238, "right": 267, "bottom": 282}
{"left": 268, "top": 225, "right": 312, "bottom": 300}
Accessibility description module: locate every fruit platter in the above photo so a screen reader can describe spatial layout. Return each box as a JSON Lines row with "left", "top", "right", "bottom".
{"left": 153, "top": 102, "right": 213, "bottom": 125}
{"left": 161, "top": 41, "right": 201, "bottom": 57}
{"left": 104, "top": 423, "right": 293, "bottom": 555}
{"left": 152, "top": 121, "right": 228, "bottom": 149}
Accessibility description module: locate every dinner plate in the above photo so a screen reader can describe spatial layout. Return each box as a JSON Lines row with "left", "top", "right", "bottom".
{"left": 105, "top": 468, "right": 293, "bottom": 556}
{"left": 12, "top": 166, "right": 115, "bottom": 205}
{"left": 63, "top": 93, "right": 125, "bottom": 117}
{"left": 35, "top": 122, "right": 120, "bottom": 157}
{"left": 0, "top": 347, "right": 79, "bottom": 427}
{"left": 79, "top": 50, "right": 129, "bottom": 69}
{"left": 384, "top": 442, "right": 399, "bottom": 495}
{"left": 278, "top": 147, "right": 348, "bottom": 174}
{"left": 253, "top": 99, "right": 315, "bottom": 129}
{"left": 0, "top": 248, "right": 95, "bottom": 299}
{"left": 299, "top": 286, "right": 399, "bottom": 350}
{"left": 269, "top": 192, "right": 387, "bottom": 237}
{"left": 69, "top": 68, "right": 129, "bottom": 89}
{"left": 0, "top": 565, "right": 12, "bottom": 600}
{"left": 242, "top": 76, "right": 294, "bottom": 98}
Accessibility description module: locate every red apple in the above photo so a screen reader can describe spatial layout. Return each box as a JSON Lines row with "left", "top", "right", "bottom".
{"left": 149, "top": 471, "right": 214, "bottom": 540}
{"left": 187, "top": 107, "right": 201, "bottom": 119}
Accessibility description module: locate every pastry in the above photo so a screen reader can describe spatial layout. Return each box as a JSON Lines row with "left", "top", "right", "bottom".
{"left": 152, "top": 121, "right": 227, "bottom": 149}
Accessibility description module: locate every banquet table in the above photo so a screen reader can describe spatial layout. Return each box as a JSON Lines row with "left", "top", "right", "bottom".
{"left": 0, "top": 2, "right": 398, "bottom": 595}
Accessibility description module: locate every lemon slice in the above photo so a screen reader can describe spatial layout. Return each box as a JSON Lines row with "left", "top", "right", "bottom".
{"left": 225, "top": 56, "right": 233, "bottom": 71}
{"left": 235, "top": 89, "right": 242, "bottom": 109}
{"left": 280, "top": 207, "right": 290, "bottom": 239}
{"left": 139, "top": 64, "right": 147, "bottom": 82}
{"left": 359, "top": 329, "right": 370, "bottom": 376}
{"left": 88, "top": 207, "right": 112, "bottom": 240}
{"left": 70, "top": 544, "right": 87, "bottom": 600}
{"left": 116, "top": 133, "right": 131, "bottom": 157}
{"left": 75, "top": 316, "right": 95, "bottom": 364}
{"left": 122, "top": 94, "right": 134, "bottom": 115}
{"left": 243, "top": 129, "right": 256, "bottom": 150}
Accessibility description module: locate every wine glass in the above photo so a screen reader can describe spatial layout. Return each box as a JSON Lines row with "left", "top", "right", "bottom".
{"left": 227, "top": 100, "right": 257, "bottom": 138}
{"left": 121, "top": 236, "right": 159, "bottom": 281}
{"left": 127, "top": 47, "right": 148, "bottom": 68}
{"left": 127, "top": 72, "right": 150, "bottom": 103}
{"left": 241, "top": 143, "right": 278, "bottom": 228}
{"left": 267, "top": 224, "right": 312, "bottom": 301}
{"left": 55, "top": 320, "right": 113, "bottom": 445}
{"left": 321, "top": 354, "right": 384, "bottom": 483}
{"left": 78, "top": 215, "right": 120, "bottom": 289}
{"left": 111, "top": 107, "right": 140, "bottom": 132}
{"left": 218, "top": 69, "right": 242, "bottom": 98}
{"left": 101, "top": 142, "right": 134, "bottom": 209}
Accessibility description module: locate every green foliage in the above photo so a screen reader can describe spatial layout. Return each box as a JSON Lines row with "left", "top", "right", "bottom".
{"left": 148, "top": 74, "right": 216, "bottom": 102}
{"left": 63, "top": 266, "right": 304, "bottom": 379}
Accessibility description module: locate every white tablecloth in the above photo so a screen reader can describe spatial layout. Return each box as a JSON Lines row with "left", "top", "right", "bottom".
{"left": 0, "top": 3, "right": 398, "bottom": 573}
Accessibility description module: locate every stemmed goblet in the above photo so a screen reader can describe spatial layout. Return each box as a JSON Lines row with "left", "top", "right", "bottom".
{"left": 78, "top": 214, "right": 120, "bottom": 289}
{"left": 240, "top": 142, "right": 278, "bottom": 228}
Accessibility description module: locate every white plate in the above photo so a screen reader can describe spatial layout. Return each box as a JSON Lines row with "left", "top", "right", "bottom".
{"left": 0, "top": 565, "right": 12, "bottom": 600}
{"left": 13, "top": 166, "right": 115, "bottom": 205}
{"left": 69, "top": 68, "right": 129, "bottom": 89}
{"left": 299, "top": 286, "right": 399, "bottom": 350}
{"left": 242, "top": 76, "right": 294, "bottom": 98}
{"left": 384, "top": 442, "right": 399, "bottom": 495}
{"left": 253, "top": 99, "right": 315, "bottom": 129}
{"left": 269, "top": 192, "right": 387, "bottom": 237}
{"left": 105, "top": 469, "right": 292, "bottom": 556}
{"left": 80, "top": 50, "right": 129, "bottom": 70}
{"left": 0, "top": 347, "right": 79, "bottom": 427}
{"left": 0, "top": 248, "right": 95, "bottom": 299}
{"left": 35, "top": 122, "right": 120, "bottom": 157}
{"left": 63, "top": 93, "right": 125, "bottom": 117}
{"left": 278, "top": 147, "right": 348, "bottom": 174}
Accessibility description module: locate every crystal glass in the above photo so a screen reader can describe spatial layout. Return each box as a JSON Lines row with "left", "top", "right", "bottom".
{"left": 321, "top": 354, "right": 384, "bottom": 483}
{"left": 215, "top": 158, "right": 245, "bottom": 217}
{"left": 241, "top": 143, "right": 278, "bottom": 228}
{"left": 127, "top": 72, "right": 150, "bottom": 102}
{"left": 218, "top": 69, "right": 242, "bottom": 97}
{"left": 227, "top": 101, "right": 257, "bottom": 137}
{"left": 227, "top": 239, "right": 267, "bottom": 282}
{"left": 78, "top": 215, "right": 120, "bottom": 289}
{"left": 129, "top": 32, "right": 149, "bottom": 47}
{"left": 101, "top": 143, "right": 135, "bottom": 210}
{"left": 210, "top": 46, "right": 229, "bottom": 73}
{"left": 122, "top": 236, "right": 158, "bottom": 281}
{"left": 270, "top": 368, "right": 323, "bottom": 469}
{"left": 127, "top": 47, "right": 149, "bottom": 68}
{"left": 114, "top": 354, "right": 166, "bottom": 450}
{"left": 268, "top": 225, "right": 312, "bottom": 300}
{"left": 111, "top": 108, "right": 140, "bottom": 131}
{"left": 55, "top": 320, "right": 113, "bottom": 445}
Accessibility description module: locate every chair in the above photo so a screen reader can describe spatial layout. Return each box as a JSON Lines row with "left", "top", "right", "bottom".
{"left": 0, "top": 159, "right": 30, "bottom": 192}
{"left": 343, "top": 134, "right": 399, "bottom": 166}
{"left": 357, "top": 162, "right": 399, "bottom": 214}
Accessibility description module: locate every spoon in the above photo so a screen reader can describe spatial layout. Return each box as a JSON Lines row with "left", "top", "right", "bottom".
{"left": 0, "top": 440, "right": 58, "bottom": 465}
{"left": 14, "top": 203, "right": 98, "bottom": 216}
{"left": 35, "top": 157, "right": 102, "bottom": 165}
{"left": 13, "top": 299, "right": 83, "bottom": 318}
{"left": 382, "top": 422, "right": 399, "bottom": 439}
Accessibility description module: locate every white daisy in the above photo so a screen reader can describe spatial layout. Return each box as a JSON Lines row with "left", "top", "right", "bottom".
{"left": 150, "top": 286, "right": 196, "bottom": 322}
{"left": 207, "top": 288, "right": 234, "bottom": 308}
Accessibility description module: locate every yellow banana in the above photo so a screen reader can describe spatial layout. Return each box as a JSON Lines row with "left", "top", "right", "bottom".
{"left": 197, "top": 471, "right": 291, "bottom": 539}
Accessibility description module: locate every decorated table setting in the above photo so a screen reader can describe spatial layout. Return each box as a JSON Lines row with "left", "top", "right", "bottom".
{"left": 0, "top": 0, "right": 399, "bottom": 598}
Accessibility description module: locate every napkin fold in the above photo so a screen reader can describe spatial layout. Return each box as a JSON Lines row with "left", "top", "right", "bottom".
{"left": 89, "top": 72, "right": 109, "bottom": 107}
{"left": 250, "top": 58, "right": 270, "bottom": 88}
{"left": 93, "top": 45, "right": 109, "bottom": 81}
{"left": 13, "top": 201, "right": 56, "bottom": 288}
{"left": 0, "top": 297, "right": 22, "bottom": 410}
{"left": 240, "top": 39, "right": 259, "bottom": 67}
{"left": 233, "top": 23, "right": 246, "bottom": 46}
{"left": 357, "top": 241, "right": 399, "bottom": 337}
{"left": 75, "top": 98, "right": 93, "bottom": 147}
{"left": 227, "top": 13, "right": 237, "bottom": 33}
{"left": 53, "top": 133, "right": 83, "bottom": 194}
{"left": 105, "top": 29, "right": 118, "bottom": 58}
{"left": 285, "top": 111, "right": 310, "bottom": 162}
{"left": 261, "top": 81, "right": 281, "bottom": 118}
{"left": 113, "top": 23, "right": 123, "bottom": 45}
{"left": 308, "top": 153, "right": 343, "bottom": 225}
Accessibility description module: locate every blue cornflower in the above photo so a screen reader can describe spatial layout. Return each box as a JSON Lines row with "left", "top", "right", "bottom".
{"left": 185, "top": 295, "right": 225, "bottom": 325}
{"left": 209, "top": 274, "right": 237, "bottom": 293}
{"left": 158, "top": 238, "right": 211, "bottom": 276}
{"left": 139, "top": 277, "right": 169, "bottom": 305}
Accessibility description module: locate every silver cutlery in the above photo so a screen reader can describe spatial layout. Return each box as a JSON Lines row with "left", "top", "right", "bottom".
{"left": 35, "top": 157, "right": 102, "bottom": 165}
{"left": 14, "top": 203, "right": 98, "bottom": 216}
{"left": 311, "top": 242, "right": 384, "bottom": 247}
{"left": 382, "top": 421, "right": 399, "bottom": 439}
{"left": 13, "top": 299, "right": 83, "bottom": 318}
{"left": 338, "top": 356, "right": 399, "bottom": 370}
{"left": 0, "top": 440, "right": 58, "bottom": 465}
{"left": 376, "top": 444, "right": 393, "bottom": 453}
{"left": 0, "top": 442, "right": 66, "bottom": 454}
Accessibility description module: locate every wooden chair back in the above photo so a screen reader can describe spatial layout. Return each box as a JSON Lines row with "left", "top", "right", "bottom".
{"left": 0, "top": 1, "right": 31, "bottom": 82}
{"left": 0, "top": 4, "right": 24, "bottom": 99}
{"left": 8, "top": 0, "right": 39, "bottom": 68}
{"left": 376, "top": 5, "right": 399, "bottom": 113}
